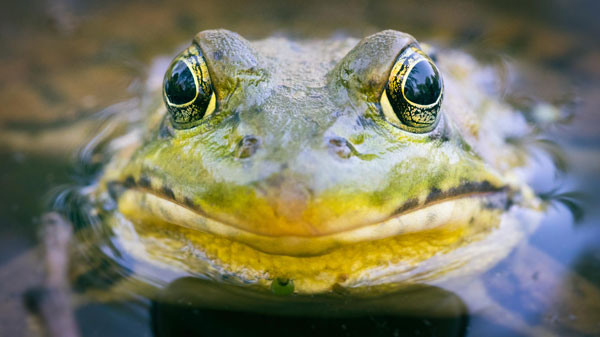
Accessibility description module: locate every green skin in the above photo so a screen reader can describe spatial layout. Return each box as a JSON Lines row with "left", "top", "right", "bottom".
{"left": 93, "top": 29, "right": 538, "bottom": 296}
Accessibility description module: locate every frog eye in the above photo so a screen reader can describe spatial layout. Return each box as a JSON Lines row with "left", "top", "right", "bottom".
{"left": 163, "top": 44, "right": 216, "bottom": 129}
{"left": 381, "top": 45, "right": 443, "bottom": 133}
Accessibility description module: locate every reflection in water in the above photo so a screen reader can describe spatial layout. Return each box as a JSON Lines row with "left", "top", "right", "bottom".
{"left": 151, "top": 277, "right": 468, "bottom": 337}
{"left": 482, "top": 243, "right": 600, "bottom": 336}
{"left": 152, "top": 306, "right": 467, "bottom": 337}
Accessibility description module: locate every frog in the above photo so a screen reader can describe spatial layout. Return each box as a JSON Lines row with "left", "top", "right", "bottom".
{"left": 25, "top": 29, "right": 598, "bottom": 336}
{"left": 83, "top": 28, "right": 536, "bottom": 292}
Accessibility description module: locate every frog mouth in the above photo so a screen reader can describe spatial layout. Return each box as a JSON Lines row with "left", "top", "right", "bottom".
{"left": 110, "top": 178, "right": 508, "bottom": 257}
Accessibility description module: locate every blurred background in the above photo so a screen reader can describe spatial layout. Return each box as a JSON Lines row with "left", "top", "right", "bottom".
{"left": 0, "top": 0, "right": 599, "bottom": 336}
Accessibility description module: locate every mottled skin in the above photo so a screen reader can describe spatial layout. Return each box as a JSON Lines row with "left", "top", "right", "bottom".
{"left": 90, "top": 29, "right": 541, "bottom": 295}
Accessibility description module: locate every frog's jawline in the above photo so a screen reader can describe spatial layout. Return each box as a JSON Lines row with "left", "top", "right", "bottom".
{"left": 111, "top": 179, "right": 507, "bottom": 256}
{"left": 392, "top": 180, "right": 506, "bottom": 216}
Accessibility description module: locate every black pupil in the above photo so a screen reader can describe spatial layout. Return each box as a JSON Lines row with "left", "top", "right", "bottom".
{"left": 165, "top": 60, "right": 196, "bottom": 105}
{"left": 403, "top": 60, "right": 441, "bottom": 105}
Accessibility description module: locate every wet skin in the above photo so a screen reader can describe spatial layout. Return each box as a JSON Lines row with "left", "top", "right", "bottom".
{"left": 93, "top": 29, "right": 540, "bottom": 294}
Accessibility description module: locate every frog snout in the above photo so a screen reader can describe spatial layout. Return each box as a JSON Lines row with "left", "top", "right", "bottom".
{"left": 258, "top": 175, "right": 312, "bottom": 225}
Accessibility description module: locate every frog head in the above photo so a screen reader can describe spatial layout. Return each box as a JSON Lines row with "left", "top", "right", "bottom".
{"left": 105, "top": 30, "right": 512, "bottom": 293}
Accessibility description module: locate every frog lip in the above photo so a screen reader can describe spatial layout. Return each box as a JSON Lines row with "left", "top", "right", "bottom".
{"left": 109, "top": 178, "right": 508, "bottom": 256}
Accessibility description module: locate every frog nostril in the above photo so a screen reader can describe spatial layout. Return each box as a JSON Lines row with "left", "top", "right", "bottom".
{"left": 327, "top": 136, "right": 353, "bottom": 159}
{"left": 234, "top": 135, "right": 261, "bottom": 159}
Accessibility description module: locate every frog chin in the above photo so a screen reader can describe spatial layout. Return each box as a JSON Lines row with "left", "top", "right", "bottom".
{"left": 116, "top": 187, "right": 509, "bottom": 257}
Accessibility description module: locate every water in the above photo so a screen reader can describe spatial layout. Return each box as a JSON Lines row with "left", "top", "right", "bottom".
{"left": 1, "top": 0, "right": 599, "bottom": 336}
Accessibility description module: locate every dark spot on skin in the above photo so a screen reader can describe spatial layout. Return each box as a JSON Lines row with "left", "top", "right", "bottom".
{"left": 106, "top": 181, "right": 124, "bottom": 199}
{"left": 162, "top": 186, "right": 175, "bottom": 200}
{"left": 393, "top": 198, "right": 419, "bottom": 215}
{"left": 138, "top": 176, "right": 151, "bottom": 188}
{"left": 182, "top": 196, "right": 206, "bottom": 214}
{"left": 184, "top": 197, "right": 195, "bottom": 208}
{"left": 425, "top": 187, "right": 442, "bottom": 203}
{"left": 234, "top": 135, "right": 261, "bottom": 159}
{"left": 327, "top": 136, "right": 354, "bottom": 159}
{"left": 213, "top": 50, "right": 223, "bottom": 61}
{"left": 124, "top": 176, "right": 136, "bottom": 188}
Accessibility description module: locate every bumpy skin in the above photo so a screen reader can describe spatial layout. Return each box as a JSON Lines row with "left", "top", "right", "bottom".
{"left": 92, "top": 30, "right": 540, "bottom": 294}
